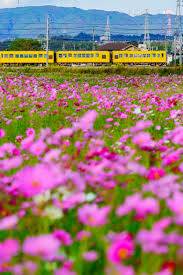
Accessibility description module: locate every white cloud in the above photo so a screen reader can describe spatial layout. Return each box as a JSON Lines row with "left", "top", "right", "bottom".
{"left": 1, "top": 0, "right": 17, "bottom": 8}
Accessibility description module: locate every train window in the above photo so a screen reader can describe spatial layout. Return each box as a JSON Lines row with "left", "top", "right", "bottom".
{"left": 115, "top": 55, "right": 119, "bottom": 59}
{"left": 152, "top": 54, "right": 156, "bottom": 57}
{"left": 157, "top": 54, "right": 160, "bottom": 57}
{"left": 1, "top": 54, "right": 3, "bottom": 58}
{"left": 4, "top": 54, "right": 8, "bottom": 58}
{"left": 9, "top": 54, "right": 14, "bottom": 58}
{"left": 147, "top": 54, "right": 151, "bottom": 58}
{"left": 78, "top": 54, "right": 81, "bottom": 58}
{"left": 162, "top": 54, "right": 164, "bottom": 57}
{"left": 44, "top": 54, "right": 47, "bottom": 58}
{"left": 24, "top": 54, "right": 29, "bottom": 58}
{"left": 59, "top": 54, "right": 62, "bottom": 58}
{"left": 49, "top": 55, "right": 52, "bottom": 59}
{"left": 82, "top": 54, "right": 86, "bottom": 58}
{"left": 143, "top": 54, "right": 147, "bottom": 57}
{"left": 34, "top": 54, "right": 37, "bottom": 58}
{"left": 119, "top": 54, "right": 123, "bottom": 58}
{"left": 91, "top": 54, "right": 94, "bottom": 58}
{"left": 20, "top": 54, "right": 23, "bottom": 58}
{"left": 29, "top": 54, "right": 33, "bottom": 58}
{"left": 129, "top": 54, "right": 133, "bottom": 57}
{"left": 39, "top": 54, "right": 43, "bottom": 58}
{"left": 124, "top": 54, "right": 128, "bottom": 57}
{"left": 68, "top": 54, "right": 72, "bottom": 57}
{"left": 74, "top": 54, "right": 77, "bottom": 58}
{"left": 86, "top": 54, "right": 90, "bottom": 58}
{"left": 63, "top": 54, "right": 67, "bottom": 58}
{"left": 102, "top": 55, "right": 106, "bottom": 59}
{"left": 15, "top": 54, "right": 20, "bottom": 58}
{"left": 95, "top": 54, "right": 99, "bottom": 58}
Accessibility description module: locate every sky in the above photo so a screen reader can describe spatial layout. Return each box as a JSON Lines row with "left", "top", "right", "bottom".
{"left": 1, "top": 0, "right": 176, "bottom": 14}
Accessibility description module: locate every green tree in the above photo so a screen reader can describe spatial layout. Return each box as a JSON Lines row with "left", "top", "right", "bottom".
{"left": 9, "top": 39, "right": 42, "bottom": 51}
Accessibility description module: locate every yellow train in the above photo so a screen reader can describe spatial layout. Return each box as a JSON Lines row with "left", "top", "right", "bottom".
{"left": 0, "top": 51, "right": 54, "bottom": 64}
{"left": 112, "top": 50, "right": 167, "bottom": 65}
{"left": 0, "top": 50, "right": 167, "bottom": 65}
{"left": 56, "top": 51, "right": 110, "bottom": 64}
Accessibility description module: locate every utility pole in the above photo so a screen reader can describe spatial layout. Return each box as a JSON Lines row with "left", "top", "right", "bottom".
{"left": 46, "top": 15, "right": 49, "bottom": 67}
{"left": 92, "top": 27, "right": 95, "bottom": 50}
{"left": 174, "top": 0, "right": 183, "bottom": 66}
{"left": 144, "top": 9, "right": 150, "bottom": 49}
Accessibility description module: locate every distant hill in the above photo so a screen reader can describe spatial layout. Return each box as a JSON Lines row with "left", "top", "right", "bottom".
{"left": 0, "top": 6, "right": 175, "bottom": 40}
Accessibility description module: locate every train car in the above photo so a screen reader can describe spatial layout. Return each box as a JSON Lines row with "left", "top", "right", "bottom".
{"left": 56, "top": 51, "right": 110, "bottom": 65}
{"left": 0, "top": 51, "right": 54, "bottom": 64}
{"left": 112, "top": 50, "right": 167, "bottom": 65}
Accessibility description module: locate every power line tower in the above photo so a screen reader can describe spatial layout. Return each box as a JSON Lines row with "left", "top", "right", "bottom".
{"left": 165, "top": 10, "right": 172, "bottom": 37}
{"left": 104, "top": 15, "right": 111, "bottom": 42}
{"left": 174, "top": 0, "right": 183, "bottom": 65}
{"left": 46, "top": 15, "right": 49, "bottom": 67}
{"left": 144, "top": 9, "right": 150, "bottom": 49}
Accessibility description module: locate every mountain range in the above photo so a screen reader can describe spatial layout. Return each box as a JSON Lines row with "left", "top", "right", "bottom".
{"left": 0, "top": 6, "right": 175, "bottom": 40}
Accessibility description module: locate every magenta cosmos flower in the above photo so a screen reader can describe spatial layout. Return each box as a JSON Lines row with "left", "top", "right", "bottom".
{"left": 78, "top": 204, "right": 110, "bottom": 227}
{"left": 23, "top": 234, "right": 60, "bottom": 260}
{"left": 0, "top": 129, "right": 5, "bottom": 138}
{"left": 146, "top": 167, "right": 166, "bottom": 180}
{"left": 107, "top": 232, "right": 134, "bottom": 264}
{"left": 11, "top": 163, "right": 62, "bottom": 197}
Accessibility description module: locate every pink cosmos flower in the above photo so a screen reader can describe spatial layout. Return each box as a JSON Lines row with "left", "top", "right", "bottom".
{"left": 117, "top": 194, "right": 159, "bottom": 218}
{"left": 29, "top": 139, "right": 47, "bottom": 156}
{"left": 78, "top": 204, "right": 110, "bottom": 227}
{"left": 154, "top": 270, "right": 172, "bottom": 275}
{"left": 26, "top": 128, "right": 35, "bottom": 137}
{"left": 137, "top": 228, "right": 168, "bottom": 254}
{"left": 0, "top": 156, "right": 22, "bottom": 171}
{"left": 106, "top": 264, "right": 135, "bottom": 275}
{"left": 74, "top": 110, "right": 98, "bottom": 131}
{"left": 83, "top": 251, "right": 98, "bottom": 262}
{"left": 0, "top": 129, "right": 5, "bottom": 138}
{"left": 179, "top": 163, "right": 183, "bottom": 172}
{"left": 11, "top": 163, "right": 62, "bottom": 197}
{"left": 23, "top": 234, "right": 60, "bottom": 260}
{"left": 11, "top": 261, "right": 37, "bottom": 275}
{"left": 167, "top": 193, "right": 183, "bottom": 218}
{"left": 21, "top": 136, "right": 34, "bottom": 150}
{"left": 107, "top": 232, "right": 134, "bottom": 264}
{"left": 130, "top": 120, "right": 153, "bottom": 133}
{"left": 55, "top": 267, "right": 76, "bottom": 275}
{"left": 76, "top": 230, "right": 91, "bottom": 241}
{"left": 132, "top": 131, "right": 155, "bottom": 150}
{"left": 0, "top": 239, "right": 19, "bottom": 264}
{"left": 0, "top": 215, "right": 18, "bottom": 230}
{"left": 162, "top": 151, "right": 181, "bottom": 166}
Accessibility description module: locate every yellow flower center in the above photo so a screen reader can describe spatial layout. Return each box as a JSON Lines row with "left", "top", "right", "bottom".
{"left": 118, "top": 248, "right": 128, "bottom": 260}
{"left": 31, "top": 181, "right": 41, "bottom": 188}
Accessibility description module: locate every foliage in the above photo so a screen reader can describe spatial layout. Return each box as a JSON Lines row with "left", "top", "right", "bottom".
{"left": 8, "top": 39, "right": 42, "bottom": 51}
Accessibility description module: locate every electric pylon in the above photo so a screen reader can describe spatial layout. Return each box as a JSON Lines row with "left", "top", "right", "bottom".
{"left": 165, "top": 9, "right": 173, "bottom": 36}
{"left": 104, "top": 16, "right": 111, "bottom": 42}
{"left": 144, "top": 9, "right": 150, "bottom": 49}
{"left": 174, "top": 0, "right": 183, "bottom": 65}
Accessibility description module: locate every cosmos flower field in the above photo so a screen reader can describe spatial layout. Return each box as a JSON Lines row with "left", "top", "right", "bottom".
{"left": 0, "top": 73, "right": 183, "bottom": 275}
